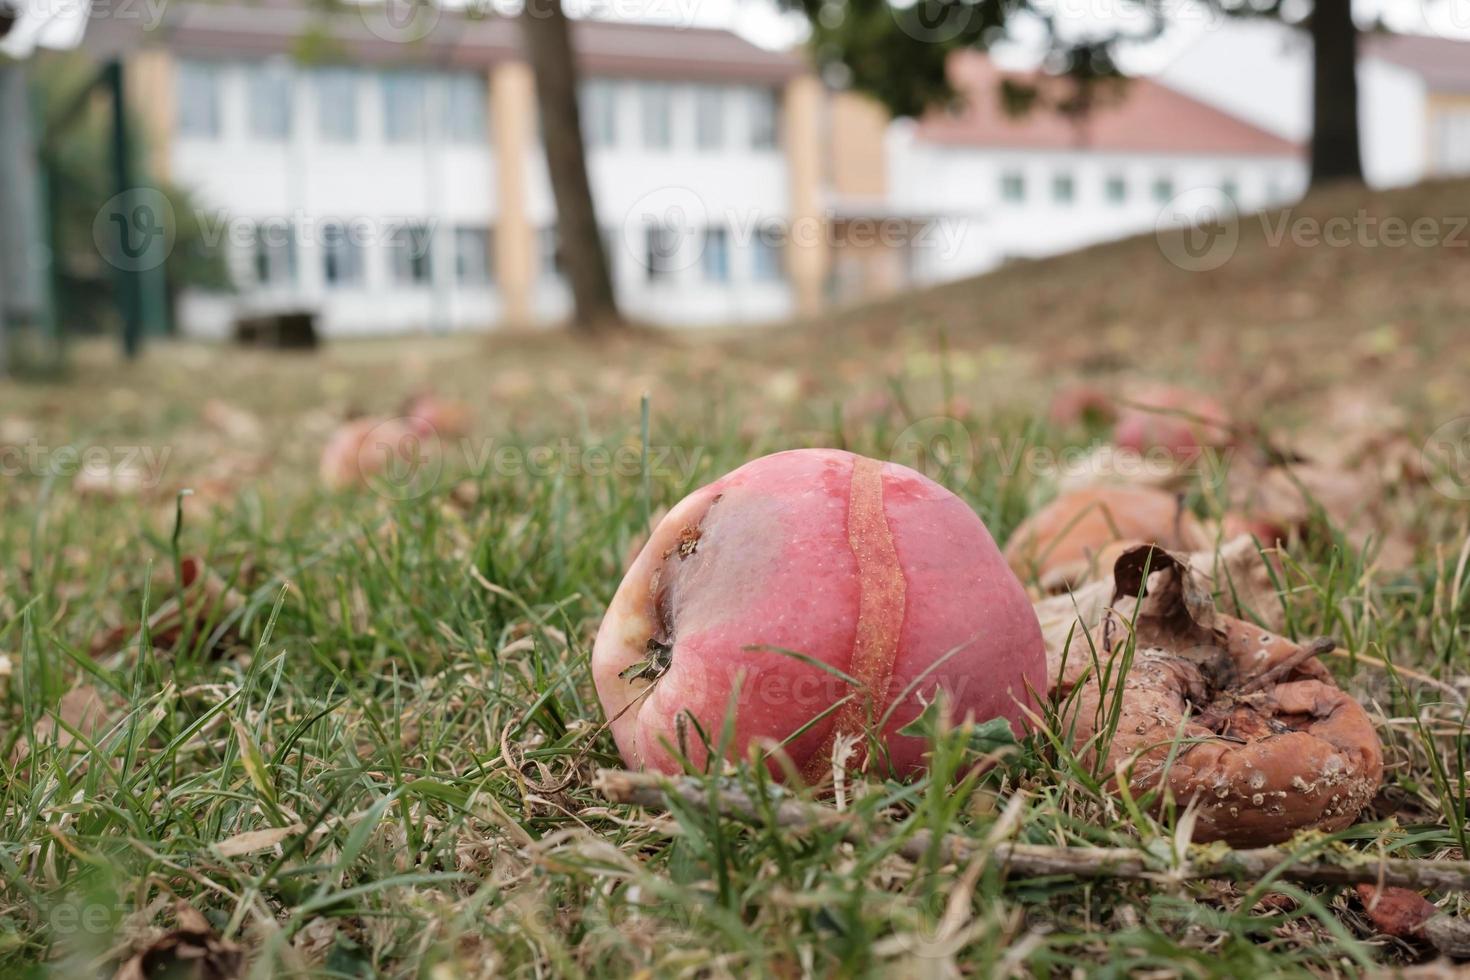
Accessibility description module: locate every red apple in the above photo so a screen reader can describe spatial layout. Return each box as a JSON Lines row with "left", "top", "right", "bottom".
{"left": 592, "top": 449, "right": 1045, "bottom": 782}
{"left": 402, "top": 392, "right": 472, "bottom": 438}
{"left": 1112, "top": 384, "right": 1232, "bottom": 459}
{"left": 319, "top": 415, "right": 436, "bottom": 490}
{"left": 1047, "top": 383, "right": 1116, "bottom": 428}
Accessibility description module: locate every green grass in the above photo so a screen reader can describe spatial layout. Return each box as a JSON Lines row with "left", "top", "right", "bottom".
{"left": 4, "top": 192, "right": 1470, "bottom": 977}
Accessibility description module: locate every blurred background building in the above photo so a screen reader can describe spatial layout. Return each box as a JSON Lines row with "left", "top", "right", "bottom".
{"left": 1162, "top": 19, "right": 1470, "bottom": 189}
{"left": 4, "top": 0, "right": 1466, "bottom": 342}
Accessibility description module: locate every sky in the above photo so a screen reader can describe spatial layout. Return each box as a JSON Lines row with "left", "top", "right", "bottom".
{"left": 4, "top": 0, "right": 1467, "bottom": 69}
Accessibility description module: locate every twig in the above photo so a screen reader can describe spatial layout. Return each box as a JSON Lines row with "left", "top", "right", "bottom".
{"left": 595, "top": 769, "right": 1470, "bottom": 891}
{"left": 1238, "top": 636, "right": 1336, "bottom": 695}
{"left": 1325, "top": 648, "right": 1467, "bottom": 707}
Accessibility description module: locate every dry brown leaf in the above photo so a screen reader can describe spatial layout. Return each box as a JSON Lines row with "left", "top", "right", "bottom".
{"left": 1034, "top": 535, "right": 1286, "bottom": 690}
{"left": 213, "top": 823, "right": 304, "bottom": 858}
{"left": 1356, "top": 884, "right": 1439, "bottom": 938}
{"left": 1227, "top": 458, "right": 1418, "bottom": 571}
{"left": 91, "top": 556, "right": 245, "bottom": 659}
{"left": 13, "top": 686, "right": 111, "bottom": 761}
{"left": 113, "top": 901, "right": 244, "bottom": 980}
{"left": 201, "top": 399, "right": 263, "bottom": 444}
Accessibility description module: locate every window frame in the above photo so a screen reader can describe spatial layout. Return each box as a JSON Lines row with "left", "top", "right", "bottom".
{"left": 748, "top": 87, "right": 779, "bottom": 151}
{"left": 388, "top": 223, "right": 435, "bottom": 287}
{"left": 246, "top": 64, "right": 293, "bottom": 142}
{"left": 321, "top": 220, "right": 365, "bottom": 289}
{"left": 695, "top": 86, "right": 725, "bottom": 151}
{"left": 382, "top": 72, "right": 429, "bottom": 144}
{"left": 453, "top": 225, "right": 494, "bottom": 286}
{"left": 640, "top": 83, "right": 674, "bottom": 151}
{"left": 701, "top": 225, "right": 730, "bottom": 282}
{"left": 176, "top": 60, "right": 222, "bottom": 139}
{"left": 1000, "top": 171, "right": 1026, "bottom": 203}
{"left": 314, "top": 68, "right": 359, "bottom": 143}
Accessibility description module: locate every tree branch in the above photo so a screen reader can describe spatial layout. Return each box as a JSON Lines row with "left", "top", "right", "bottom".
{"left": 595, "top": 769, "right": 1470, "bottom": 891}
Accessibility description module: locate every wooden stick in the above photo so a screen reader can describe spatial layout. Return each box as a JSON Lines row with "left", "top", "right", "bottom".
{"left": 595, "top": 769, "right": 1470, "bottom": 892}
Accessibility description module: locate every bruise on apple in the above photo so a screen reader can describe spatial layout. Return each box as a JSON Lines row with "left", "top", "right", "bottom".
{"left": 1052, "top": 545, "right": 1383, "bottom": 848}
{"left": 592, "top": 449, "right": 1046, "bottom": 783}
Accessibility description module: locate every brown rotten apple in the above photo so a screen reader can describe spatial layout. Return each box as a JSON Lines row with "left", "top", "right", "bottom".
{"left": 592, "top": 449, "right": 1046, "bottom": 783}
{"left": 1045, "top": 545, "right": 1383, "bottom": 847}
{"left": 1004, "top": 485, "right": 1211, "bottom": 589}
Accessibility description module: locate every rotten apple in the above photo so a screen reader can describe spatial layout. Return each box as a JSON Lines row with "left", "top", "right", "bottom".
{"left": 1112, "top": 384, "right": 1233, "bottom": 459}
{"left": 592, "top": 449, "right": 1046, "bottom": 782}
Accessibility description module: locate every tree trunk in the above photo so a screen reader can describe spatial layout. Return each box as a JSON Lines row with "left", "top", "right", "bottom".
{"left": 1309, "top": 0, "right": 1364, "bottom": 186}
{"left": 519, "top": 0, "right": 621, "bottom": 330}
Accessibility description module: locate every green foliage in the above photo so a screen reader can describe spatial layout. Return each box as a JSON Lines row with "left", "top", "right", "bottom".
{"left": 793, "top": 0, "right": 1291, "bottom": 123}
{"left": 32, "top": 54, "right": 231, "bottom": 337}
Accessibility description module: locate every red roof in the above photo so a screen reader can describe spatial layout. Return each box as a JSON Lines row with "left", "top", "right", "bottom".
{"left": 1367, "top": 33, "right": 1470, "bottom": 94}
{"left": 916, "top": 52, "right": 1301, "bottom": 157}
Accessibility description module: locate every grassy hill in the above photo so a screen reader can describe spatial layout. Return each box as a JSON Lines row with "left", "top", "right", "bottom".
{"left": 1, "top": 178, "right": 1468, "bottom": 977}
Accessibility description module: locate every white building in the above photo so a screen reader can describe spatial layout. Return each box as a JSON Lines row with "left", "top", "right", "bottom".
{"left": 85, "top": 2, "right": 827, "bottom": 336}
{"left": 78, "top": 5, "right": 1462, "bottom": 336}
{"left": 1161, "top": 19, "right": 1470, "bottom": 188}
{"left": 888, "top": 52, "right": 1305, "bottom": 283}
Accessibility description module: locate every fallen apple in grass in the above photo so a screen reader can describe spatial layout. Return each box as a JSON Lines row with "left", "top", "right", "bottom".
{"left": 1112, "top": 384, "right": 1233, "bottom": 459}
{"left": 1004, "top": 484, "right": 1211, "bottom": 589}
{"left": 1044, "top": 545, "right": 1383, "bottom": 847}
{"left": 320, "top": 415, "right": 437, "bottom": 491}
{"left": 592, "top": 448, "right": 1046, "bottom": 782}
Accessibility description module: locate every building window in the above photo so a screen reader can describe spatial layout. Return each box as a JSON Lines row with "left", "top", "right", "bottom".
{"left": 315, "top": 69, "right": 358, "bottom": 143}
{"left": 749, "top": 87, "right": 778, "bottom": 150}
{"left": 321, "top": 221, "right": 364, "bottom": 288}
{"left": 443, "top": 72, "right": 488, "bottom": 143}
{"left": 1432, "top": 109, "right": 1470, "bottom": 174}
{"left": 247, "top": 65, "right": 293, "bottom": 141}
{"left": 640, "top": 84, "right": 673, "bottom": 150}
{"left": 643, "top": 224, "right": 680, "bottom": 282}
{"left": 383, "top": 72, "right": 428, "bottom": 143}
{"left": 753, "top": 224, "right": 783, "bottom": 281}
{"left": 177, "top": 61, "right": 221, "bottom": 139}
{"left": 252, "top": 219, "right": 295, "bottom": 285}
{"left": 1000, "top": 172, "right": 1025, "bottom": 203}
{"left": 388, "top": 224, "right": 434, "bottom": 285}
{"left": 702, "top": 226, "right": 729, "bottom": 282}
{"left": 454, "top": 226, "right": 492, "bottom": 285}
{"left": 1051, "top": 173, "right": 1075, "bottom": 204}
{"left": 695, "top": 86, "right": 724, "bottom": 150}
{"left": 581, "top": 79, "right": 617, "bottom": 149}
{"left": 1152, "top": 176, "right": 1175, "bottom": 203}
{"left": 1105, "top": 174, "right": 1127, "bottom": 204}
